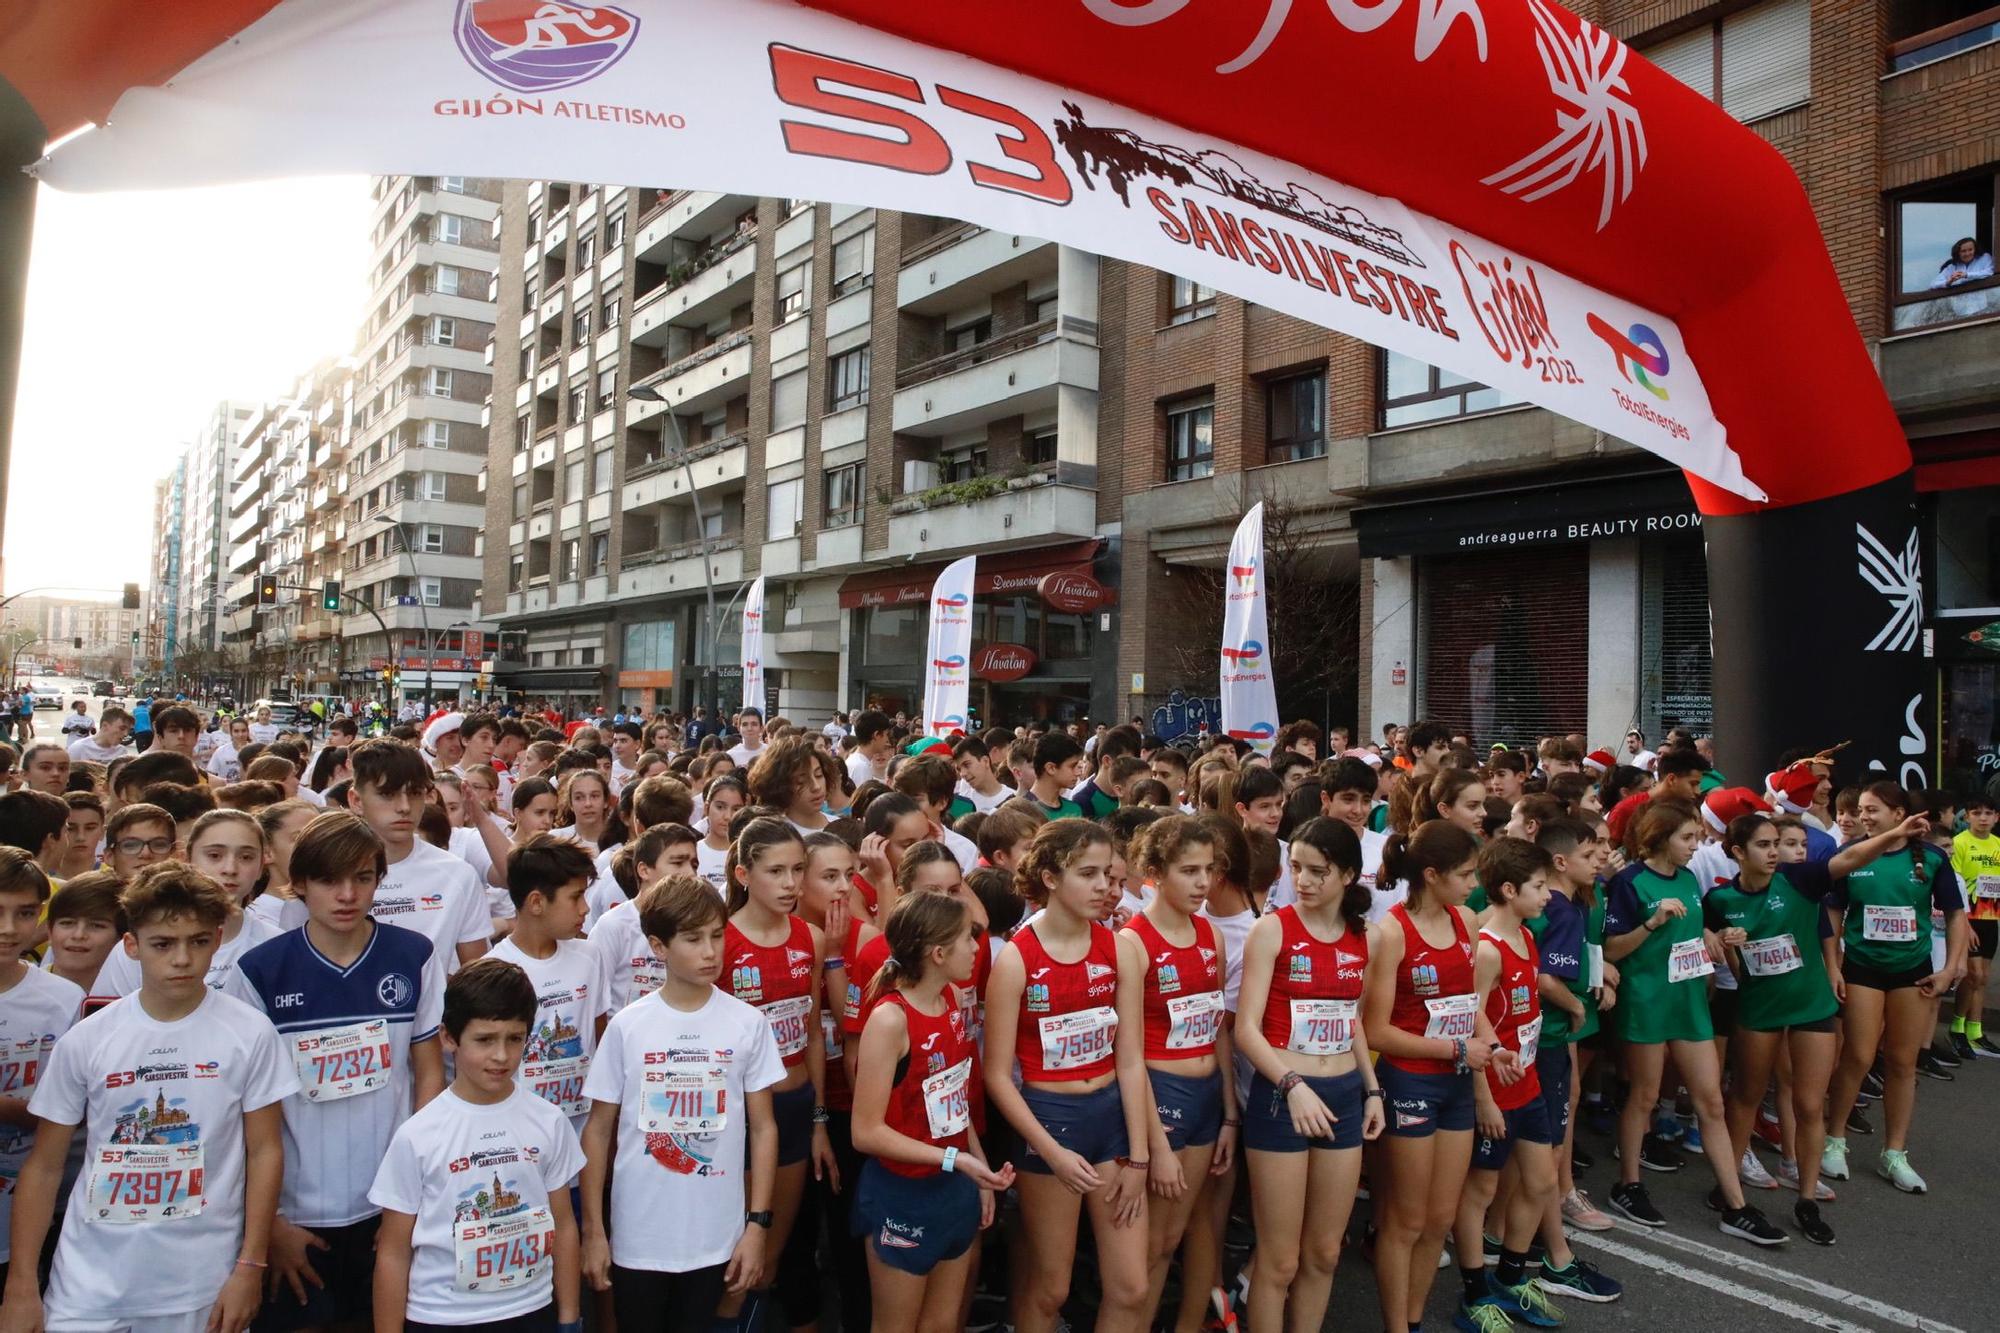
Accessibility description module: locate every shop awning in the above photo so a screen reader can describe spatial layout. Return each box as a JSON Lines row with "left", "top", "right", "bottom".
{"left": 837, "top": 539, "right": 1111, "bottom": 610}
{"left": 1354, "top": 469, "right": 1700, "bottom": 559}
{"left": 497, "top": 668, "right": 606, "bottom": 693}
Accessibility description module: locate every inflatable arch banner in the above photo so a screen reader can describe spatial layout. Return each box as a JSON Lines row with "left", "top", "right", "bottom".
{"left": 1, "top": 0, "right": 1929, "bottom": 785}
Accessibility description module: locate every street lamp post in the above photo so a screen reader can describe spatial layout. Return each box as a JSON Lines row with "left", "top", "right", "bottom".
{"left": 626, "top": 385, "right": 720, "bottom": 723}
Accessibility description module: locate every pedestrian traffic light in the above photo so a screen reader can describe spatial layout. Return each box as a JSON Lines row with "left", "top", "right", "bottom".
{"left": 121, "top": 583, "right": 140, "bottom": 611}
{"left": 257, "top": 574, "right": 279, "bottom": 605}
{"left": 130, "top": 630, "right": 139, "bottom": 648}
{"left": 321, "top": 580, "right": 342, "bottom": 612}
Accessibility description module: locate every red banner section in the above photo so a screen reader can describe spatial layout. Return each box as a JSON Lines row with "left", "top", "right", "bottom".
{"left": 837, "top": 539, "right": 1112, "bottom": 610}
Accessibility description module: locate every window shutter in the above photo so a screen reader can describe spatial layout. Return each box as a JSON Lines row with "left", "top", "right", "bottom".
{"left": 1721, "top": 0, "right": 1810, "bottom": 121}
{"left": 1418, "top": 546, "right": 1590, "bottom": 748}
{"left": 1644, "top": 26, "right": 1714, "bottom": 99}
{"left": 1639, "top": 534, "right": 1714, "bottom": 738}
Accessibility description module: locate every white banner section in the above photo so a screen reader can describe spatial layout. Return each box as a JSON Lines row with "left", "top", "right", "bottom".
{"left": 1221, "top": 504, "right": 1278, "bottom": 757}
{"left": 923, "top": 556, "right": 976, "bottom": 737}
{"left": 741, "top": 575, "right": 766, "bottom": 719}
{"left": 35, "top": 0, "right": 1760, "bottom": 500}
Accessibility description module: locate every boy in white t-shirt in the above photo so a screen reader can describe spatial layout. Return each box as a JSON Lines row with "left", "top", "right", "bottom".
{"left": 369, "top": 957, "right": 585, "bottom": 1333}
{"left": 488, "top": 837, "right": 611, "bottom": 1132}
{"left": 1318, "top": 756, "right": 1393, "bottom": 913}
{"left": 590, "top": 826, "right": 702, "bottom": 1013}
{"left": 347, "top": 738, "right": 491, "bottom": 973}
{"left": 4, "top": 861, "right": 296, "bottom": 1333}
{"left": 579, "top": 876, "right": 783, "bottom": 1332}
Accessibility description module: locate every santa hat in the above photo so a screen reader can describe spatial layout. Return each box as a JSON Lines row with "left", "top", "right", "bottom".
{"left": 1702, "top": 787, "right": 1771, "bottom": 834}
{"left": 1345, "top": 747, "right": 1384, "bottom": 770}
{"left": 1583, "top": 749, "right": 1614, "bottom": 774}
{"left": 1764, "top": 765, "right": 1818, "bottom": 815}
{"left": 421, "top": 711, "right": 466, "bottom": 751}
{"left": 904, "top": 736, "right": 952, "bottom": 757}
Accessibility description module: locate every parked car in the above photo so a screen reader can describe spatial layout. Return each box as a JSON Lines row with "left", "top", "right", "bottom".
{"left": 92, "top": 680, "right": 118, "bottom": 697}
{"left": 31, "top": 689, "right": 59, "bottom": 710}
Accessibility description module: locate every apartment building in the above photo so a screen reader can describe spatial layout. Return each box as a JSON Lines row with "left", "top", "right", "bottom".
{"left": 174, "top": 399, "right": 256, "bottom": 658}
{"left": 149, "top": 460, "right": 184, "bottom": 673}
{"left": 482, "top": 187, "right": 1112, "bottom": 724}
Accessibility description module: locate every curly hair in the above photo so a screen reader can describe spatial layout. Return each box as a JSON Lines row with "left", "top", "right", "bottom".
{"left": 1013, "top": 818, "right": 1112, "bottom": 906}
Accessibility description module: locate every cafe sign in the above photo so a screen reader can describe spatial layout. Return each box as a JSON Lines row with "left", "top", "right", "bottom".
{"left": 972, "top": 643, "right": 1037, "bottom": 682}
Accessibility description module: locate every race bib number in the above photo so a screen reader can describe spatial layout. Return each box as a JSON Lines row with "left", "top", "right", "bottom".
{"left": 1037, "top": 1006, "right": 1117, "bottom": 1072}
{"left": 1667, "top": 937, "right": 1715, "bottom": 985}
{"left": 922, "top": 1058, "right": 972, "bottom": 1139}
{"left": 1517, "top": 1015, "right": 1542, "bottom": 1067}
{"left": 1422, "top": 993, "right": 1477, "bottom": 1041}
{"left": 763, "top": 995, "right": 812, "bottom": 1060}
{"left": 1861, "top": 904, "right": 1919, "bottom": 942}
{"left": 821, "top": 1012, "right": 843, "bottom": 1063}
{"left": 522, "top": 1055, "right": 590, "bottom": 1118}
{"left": 1287, "top": 997, "right": 1358, "bottom": 1056}
{"left": 291, "top": 1019, "right": 392, "bottom": 1102}
{"left": 1741, "top": 933, "right": 1802, "bottom": 977}
{"left": 455, "top": 1204, "right": 554, "bottom": 1294}
{"left": 642, "top": 1055, "right": 728, "bottom": 1135}
{"left": 1165, "top": 991, "right": 1223, "bottom": 1051}
{"left": 1975, "top": 875, "right": 2000, "bottom": 901}
{"left": 1586, "top": 943, "right": 1604, "bottom": 991}
{"left": 86, "top": 1142, "right": 204, "bottom": 1224}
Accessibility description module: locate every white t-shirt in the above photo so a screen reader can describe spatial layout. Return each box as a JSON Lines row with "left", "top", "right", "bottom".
{"left": 845, "top": 751, "right": 888, "bottom": 790}
{"left": 249, "top": 723, "right": 282, "bottom": 746}
{"left": 583, "top": 873, "right": 628, "bottom": 930}
{"left": 367, "top": 1087, "right": 586, "bottom": 1327}
{"left": 588, "top": 900, "right": 662, "bottom": 1013}
{"left": 373, "top": 839, "right": 493, "bottom": 974}
{"left": 488, "top": 938, "right": 612, "bottom": 1130}
{"left": 67, "top": 736, "right": 132, "bottom": 765}
{"left": 0, "top": 967, "right": 84, "bottom": 1263}
{"left": 60, "top": 714, "right": 93, "bottom": 739}
{"left": 580, "top": 989, "right": 785, "bottom": 1271}
{"left": 1266, "top": 838, "right": 1296, "bottom": 909}
{"left": 1687, "top": 841, "right": 1741, "bottom": 992}
{"left": 206, "top": 742, "right": 242, "bottom": 782}
{"left": 727, "top": 742, "right": 763, "bottom": 769}
{"left": 609, "top": 762, "right": 636, "bottom": 798}
{"left": 696, "top": 841, "right": 730, "bottom": 896}
{"left": 244, "top": 894, "right": 308, "bottom": 935}
{"left": 90, "top": 913, "right": 281, "bottom": 1006}
{"left": 1199, "top": 906, "right": 1256, "bottom": 1013}
{"left": 939, "top": 825, "right": 979, "bottom": 876}
{"left": 954, "top": 780, "right": 1009, "bottom": 816}
{"left": 31, "top": 991, "right": 298, "bottom": 1323}
{"left": 821, "top": 721, "right": 848, "bottom": 741}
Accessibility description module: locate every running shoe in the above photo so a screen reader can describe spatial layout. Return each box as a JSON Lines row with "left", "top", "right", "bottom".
{"left": 1719, "top": 1203, "right": 1789, "bottom": 1246}
{"left": 968, "top": 1294, "right": 1008, "bottom": 1333}
{"left": 1453, "top": 1300, "right": 1513, "bottom": 1333}
{"left": 1794, "top": 1200, "right": 1835, "bottom": 1247}
{"left": 1876, "top": 1149, "right": 1927, "bottom": 1194}
{"left": 1651, "top": 1110, "right": 1684, "bottom": 1142}
{"left": 1536, "top": 1259, "right": 1623, "bottom": 1304}
{"left": 1859, "top": 1068, "right": 1884, "bottom": 1100}
{"left": 1482, "top": 1232, "right": 1502, "bottom": 1267}
{"left": 1950, "top": 1030, "right": 1977, "bottom": 1062}
{"left": 1198, "top": 1287, "right": 1238, "bottom": 1333}
{"left": 1774, "top": 1157, "right": 1836, "bottom": 1201}
{"left": 1738, "top": 1147, "right": 1777, "bottom": 1190}
{"left": 1560, "top": 1189, "right": 1614, "bottom": 1231}
{"left": 1583, "top": 1097, "right": 1613, "bottom": 1135}
{"left": 1681, "top": 1122, "right": 1704, "bottom": 1155}
{"left": 1754, "top": 1106, "right": 1783, "bottom": 1149}
{"left": 1609, "top": 1181, "right": 1666, "bottom": 1227}
{"left": 1641, "top": 1134, "right": 1682, "bottom": 1172}
{"left": 1845, "top": 1105, "right": 1873, "bottom": 1136}
{"left": 1928, "top": 1040, "right": 1962, "bottom": 1069}
{"left": 1487, "top": 1273, "right": 1565, "bottom": 1327}
{"left": 1820, "top": 1137, "right": 1850, "bottom": 1181}
{"left": 1570, "top": 1145, "right": 1594, "bottom": 1170}
{"left": 1976, "top": 1034, "right": 2000, "bottom": 1058}
{"left": 1916, "top": 1048, "right": 1957, "bottom": 1082}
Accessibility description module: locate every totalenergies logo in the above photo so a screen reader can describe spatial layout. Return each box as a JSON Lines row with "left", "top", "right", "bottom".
{"left": 932, "top": 654, "right": 967, "bottom": 675}
{"left": 1229, "top": 560, "right": 1258, "bottom": 592}
{"left": 1227, "top": 721, "right": 1276, "bottom": 744}
{"left": 454, "top": 0, "right": 641, "bottom": 94}
{"left": 930, "top": 713, "right": 967, "bottom": 735}
{"left": 1587, "top": 314, "right": 1669, "bottom": 401}
{"left": 1220, "top": 639, "right": 1264, "bottom": 670}
{"left": 934, "top": 591, "right": 971, "bottom": 614}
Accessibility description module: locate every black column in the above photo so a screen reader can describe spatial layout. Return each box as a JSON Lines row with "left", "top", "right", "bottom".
{"left": 1705, "top": 470, "right": 1931, "bottom": 791}
{"left": 0, "top": 81, "right": 45, "bottom": 596}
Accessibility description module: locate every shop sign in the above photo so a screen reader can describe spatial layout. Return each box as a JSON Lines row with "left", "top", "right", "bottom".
{"left": 1038, "top": 571, "right": 1111, "bottom": 612}
{"left": 973, "top": 643, "right": 1037, "bottom": 682}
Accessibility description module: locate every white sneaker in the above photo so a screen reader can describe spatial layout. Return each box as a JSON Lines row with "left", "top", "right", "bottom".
{"left": 1820, "top": 1137, "right": 1849, "bottom": 1181}
{"left": 1775, "top": 1157, "right": 1836, "bottom": 1201}
{"left": 1739, "top": 1147, "right": 1778, "bottom": 1190}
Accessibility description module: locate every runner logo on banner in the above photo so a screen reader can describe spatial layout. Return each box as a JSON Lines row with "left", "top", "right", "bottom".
{"left": 923, "top": 556, "right": 977, "bottom": 737}
{"left": 1221, "top": 504, "right": 1278, "bottom": 756}
{"left": 741, "top": 576, "right": 766, "bottom": 717}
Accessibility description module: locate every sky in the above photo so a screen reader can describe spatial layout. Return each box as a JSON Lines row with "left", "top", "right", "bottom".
{"left": 5, "top": 175, "right": 375, "bottom": 596}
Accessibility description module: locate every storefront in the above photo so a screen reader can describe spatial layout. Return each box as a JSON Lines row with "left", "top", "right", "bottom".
{"left": 1926, "top": 450, "right": 2000, "bottom": 794}
{"left": 839, "top": 539, "right": 1118, "bottom": 728}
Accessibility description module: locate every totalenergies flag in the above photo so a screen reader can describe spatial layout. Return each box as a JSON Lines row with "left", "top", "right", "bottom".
{"left": 1220, "top": 504, "right": 1277, "bottom": 758}
{"left": 741, "top": 576, "right": 766, "bottom": 718}
{"left": 923, "top": 556, "right": 976, "bottom": 738}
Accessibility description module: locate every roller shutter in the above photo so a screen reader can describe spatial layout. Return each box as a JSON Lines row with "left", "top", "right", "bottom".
{"left": 1419, "top": 545, "right": 1589, "bottom": 749}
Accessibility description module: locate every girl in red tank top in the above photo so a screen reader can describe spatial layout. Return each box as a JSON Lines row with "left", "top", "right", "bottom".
{"left": 851, "top": 891, "right": 1014, "bottom": 1315}
{"left": 1233, "top": 818, "right": 1385, "bottom": 1333}
{"left": 985, "top": 820, "right": 1153, "bottom": 1333}
{"left": 1361, "top": 819, "right": 1504, "bottom": 1333}
{"left": 721, "top": 818, "right": 829, "bottom": 1323}
{"left": 1118, "top": 816, "right": 1237, "bottom": 1323}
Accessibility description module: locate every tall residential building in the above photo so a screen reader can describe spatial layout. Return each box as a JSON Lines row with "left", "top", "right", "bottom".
{"left": 175, "top": 399, "right": 256, "bottom": 657}
{"left": 148, "top": 459, "right": 185, "bottom": 673}
{"left": 482, "top": 186, "right": 1109, "bottom": 722}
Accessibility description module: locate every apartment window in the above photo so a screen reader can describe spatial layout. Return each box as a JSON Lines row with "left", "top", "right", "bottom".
{"left": 824, "top": 463, "right": 864, "bottom": 529}
{"left": 832, "top": 229, "right": 875, "bottom": 296}
{"left": 561, "top": 537, "right": 579, "bottom": 581}
{"left": 785, "top": 198, "right": 812, "bottom": 217}
{"left": 419, "top": 472, "right": 449, "bottom": 500}
{"left": 434, "top": 214, "right": 464, "bottom": 245}
{"left": 428, "top": 316, "right": 456, "bottom": 346}
{"left": 1380, "top": 350, "right": 1526, "bottom": 427}
{"left": 592, "top": 447, "right": 614, "bottom": 494}
{"left": 828, "top": 346, "right": 870, "bottom": 411}
{"left": 564, "top": 458, "right": 585, "bottom": 500}
{"left": 509, "top": 555, "right": 523, "bottom": 590}
{"left": 1265, "top": 369, "right": 1327, "bottom": 462}
{"left": 589, "top": 531, "right": 610, "bottom": 575}
{"left": 940, "top": 442, "right": 988, "bottom": 483}
{"left": 595, "top": 366, "right": 617, "bottom": 411}
{"left": 1642, "top": 0, "right": 1809, "bottom": 121}
{"left": 418, "top": 576, "right": 442, "bottom": 607}
{"left": 1032, "top": 293, "right": 1060, "bottom": 326}
{"left": 1890, "top": 172, "right": 1999, "bottom": 331}
{"left": 571, "top": 309, "right": 590, "bottom": 345}
{"left": 434, "top": 265, "right": 462, "bottom": 295}
{"left": 567, "top": 382, "right": 587, "bottom": 422}
{"left": 516, "top": 413, "right": 533, "bottom": 453}
{"left": 576, "top": 233, "right": 596, "bottom": 268}
{"left": 1026, "top": 427, "right": 1058, "bottom": 466}
{"left": 776, "top": 261, "right": 810, "bottom": 321}
{"left": 771, "top": 369, "right": 808, "bottom": 430}
{"left": 1168, "top": 275, "right": 1217, "bottom": 325}
{"left": 600, "top": 285, "right": 621, "bottom": 329}
{"left": 605, "top": 209, "right": 626, "bottom": 249}
{"left": 513, "top": 482, "right": 528, "bottom": 519}
{"left": 766, "top": 479, "right": 803, "bottom": 540}
{"left": 1164, "top": 394, "right": 1215, "bottom": 483}
{"left": 947, "top": 318, "right": 991, "bottom": 352}
{"left": 422, "top": 421, "right": 452, "bottom": 449}
{"left": 518, "top": 345, "right": 534, "bottom": 378}
{"left": 425, "top": 368, "right": 454, "bottom": 398}
{"left": 438, "top": 176, "right": 467, "bottom": 194}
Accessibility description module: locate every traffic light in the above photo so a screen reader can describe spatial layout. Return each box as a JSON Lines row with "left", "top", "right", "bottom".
{"left": 130, "top": 630, "right": 139, "bottom": 649}
{"left": 72, "top": 637, "right": 81, "bottom": 650}
{"left": 121, "top": 583, "right": 140, "bottom": 610}
{"left": 321, "top": 580, "right": 342, "bottom": 612}
{"left": 256, "top": 574, "right": 279, "bottom": 605}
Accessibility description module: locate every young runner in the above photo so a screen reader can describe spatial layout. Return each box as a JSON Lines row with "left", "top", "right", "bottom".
{"left": 229, "top": 809, "right": 449, "bottom": 1332}
{"left": 949, "top": 737, "right": 1011, "bottom": 819}
{"left": 850, "top": 892, "right": 1014, "bottom": 1333}
{"left": 489, "top": 836, "right": 612, "bottom": 1132}
{"left": 746, "top": 735, "right": 832, "bottom": 835}
{"left": 43, "top": 870, "right": 125, "bottom": 998}
{"left": 984, "top": 819, "right": 1151, "bottom": 1333}
{"left": 1948, "top": 792, "right": 2000, "bottom": 1058}
{"left": 578, "top": 875, "right": 785, "bottom": 1333}
{"left": 697, "top": 776, "right": 748, "bottom": 894}
{"left": 346, "top": 740, "right": 491, "bottom": 973}
{"left": 90, "top": 808, "right": 279, "bottom": 1002}
{"left": 1024, "top": 734, "right": 1087, "bottom": 821}
{"left": 368, "top": 957, "right": 585, "bottom": 1333}
{"left": 588, "top": 824, "right": 701, "bottom": 1013}
{"left": 247, "top": 799, "right": 318, "bottom": 934}
{"left": 4, "top": 862, "right": 294, "bottom": 1333}
{"left": 56, "top": 793, "right": 104, "bottom": 880}
{"left": 0, "top": 851, "right": 83, "bottom": 1289}
{"left": 105, "top": 801, "right": 177, "bottom": 882}
{"left": 552, "top": 770, "right": 616, "bottom": 853}
{"left": 1232, "top": 817, "right": 1381, "bottom": 1333}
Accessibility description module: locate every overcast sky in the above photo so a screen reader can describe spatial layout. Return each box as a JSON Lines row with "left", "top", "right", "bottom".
{"left": 5, "top": 175, "right": 374, "bottom": 597}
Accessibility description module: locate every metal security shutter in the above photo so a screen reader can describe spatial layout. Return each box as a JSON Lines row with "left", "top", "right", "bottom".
{"left": 1418, "top": 546, "right": 1590, "bottom": 749}
{"left": 1640, "top": 533, "right": 1714, "bottom": 737}
{"left": 1722, "top": 0, "right": 1810, "bottom": 121}
{"left": 1645, "top": 26, "right": 1715, "bottom": 98}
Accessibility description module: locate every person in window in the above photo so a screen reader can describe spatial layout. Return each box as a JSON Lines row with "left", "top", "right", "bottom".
{"left": 1929, "top": 237, "right": 1994, "bottom": 289}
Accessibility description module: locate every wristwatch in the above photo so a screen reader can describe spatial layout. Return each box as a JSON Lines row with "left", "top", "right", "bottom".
{"left": 745, "top": 1210, "right": 774, "bottom": 1229}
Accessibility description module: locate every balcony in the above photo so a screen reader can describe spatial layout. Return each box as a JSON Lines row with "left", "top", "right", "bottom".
{"left": 899, "top": 227, "right": 1056, "bottom": 313}
{"left": 633, "top": 191, "right": 758, "bottom": 263}
{"left": 885, "top": 472, "right": 1095, "bottom": 559}
{"left": 632, "top": 230, "right": 757, "bottom": 344}
{"left": 635, "top": 331, "right": 752, "bottom": 416}
{"left": 893, "top": 321, "right": 1097, "bottom": 436}
{"left": 622, "top": 432, "right": 749, "bottom": 505}
{"left": 614, "top": 536, "right": 745, "bottom": 599}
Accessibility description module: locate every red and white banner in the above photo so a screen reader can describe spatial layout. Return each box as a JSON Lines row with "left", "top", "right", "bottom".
{"left": 33, "top": 0, "right": 1759, "bottom": 499}
{"left": 741, "top": 575, "right": 766, "bottom": 718}
{"left": 1220, "top": 505, "right": 1277, "bottom": 757}
{"left": 922, "top": 555, "right": 976, "bottom": 737}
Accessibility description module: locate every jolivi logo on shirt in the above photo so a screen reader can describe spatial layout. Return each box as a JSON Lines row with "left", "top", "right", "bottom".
{"left": 1410, "top": 964, "right": 1440, "bottom": 997}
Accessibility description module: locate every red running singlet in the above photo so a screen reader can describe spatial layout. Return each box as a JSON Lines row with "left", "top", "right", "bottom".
{"left": 824, "top": 916, "right": 866, "bottom": 1112}
{"left": 878, "top": 987, "right": 976, "bottom": 1178}
{"left": 723, "top": 915, "right": 816, "bottom": 1069}
{"left": 1480, "top": 926, "right": 1543, "bottom": 1110}
{"left": 1012, "top": 922, "right": 1120, "bottom": 1082}
{"left": 1130, "top": 912, "right": 1223, "bottom": 1060}
{"left": 1258, "top": 906, "right": 1368, "bottom": 1057}
{"left": 1383, "top": 902, "right": 1477, "bottom": 1075}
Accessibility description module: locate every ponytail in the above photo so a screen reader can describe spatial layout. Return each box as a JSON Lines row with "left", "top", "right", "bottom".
{"left": 865, "top": 892, "right": 970, "bottom": 1006}
{"left": 1382, "top": 822, "right": 1479, "bottom": 910}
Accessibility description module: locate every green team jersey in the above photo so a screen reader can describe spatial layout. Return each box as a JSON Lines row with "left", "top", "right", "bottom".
{"left": 1605, "top": 863, "right": 1712, "bottom": 1045}
{"left": 1833, "top": 844, "right": 1961, "bottom": 974}
{"left": 1034, "top": 795, "right": 1084, "bottom": 821}
{"left": 1702, "top": 865, "right": 1838, "bottom": 1031}
{"left": 1368, "top": 802, "right": 1389, "bottom": 834}
{"left": 946, "top": 794, "right": 976, "bottom": 823}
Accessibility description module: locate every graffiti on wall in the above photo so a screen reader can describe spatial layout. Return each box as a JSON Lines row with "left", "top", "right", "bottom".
{"left": 1151, "top": 689, "right": 1222, "bottom": 744}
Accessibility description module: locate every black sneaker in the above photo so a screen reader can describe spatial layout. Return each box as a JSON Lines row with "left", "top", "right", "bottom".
{"left": 1610, "top": 1181, "right": 1666, "bottom": 1227}
{"left": 1845, "top": 1105, "right": 1873, "bottom": 1136}
{"left": 1794, "top": 1200, "right": 1835, "bottom": 1247}
{"left": 1720, "top": 1203, "right": 1789, "bottom": 1247}
{"left": 1858, "top": 1069, "right": 1884, "bottom": 1100}
{"left": 1641, "top": 1134, "right": 1682, "bottom": 1173}
{"left": 1571, "top": 1145, "right": 1595, "bottom": 1171}
{"left": 1928, "top": 1041, "right": 1962, "bottom": 1070}
{"left": 1917, "top": 1049, "right": 1957, "bottom": 1082}
{"left": 1950, "top": 1031, "right": 1977, "bottom": 1062}
{"left": 1976, "top": 1035, "right": 2000, "bottom": 1059}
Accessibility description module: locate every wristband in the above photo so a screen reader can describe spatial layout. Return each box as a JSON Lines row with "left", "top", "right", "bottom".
{"left": 811, "top": 1104, "right": 831, "bottom": 1125}
{"left": 1452, "top": 1037, "right": 1469, "bottom": 1074}
{"left": 1222, "top": 1118, "right": 1242, "bottom": 1128}
{"left": 559, "top": 1323, "right": 585, "bottom": 1333}
{"left": 1119, "top": 1156, "right": 1150, "bottom": 1170}
{"left": 1277, "top": 1071, "right": 1305, "bottom": 1096}
{"left": 941, "top": 1146, "right": 959, "bottom": 1174}
{"left": 1365, "top": 1088, "right": 1386, "bottom": 1100}
{"left": 234, "top": 1259, "right": 268, "bottom": 1269}
{"left": 822, "top": 956, "right": 845, "bottom": 971}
